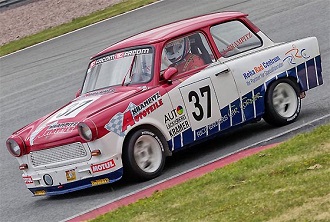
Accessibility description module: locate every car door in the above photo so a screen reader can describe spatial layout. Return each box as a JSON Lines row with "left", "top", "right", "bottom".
{"left": 209, "top": 20, "right": 265, "bottom": 123}
{"left": 163, "top": 32, "right": 240, "bottom": 150}
{"left": 180, "top": 62, "right": 242, "bottom": 134}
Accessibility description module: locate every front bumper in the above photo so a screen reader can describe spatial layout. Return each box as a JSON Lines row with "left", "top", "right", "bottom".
{"left": 28, "top": 168, "right": 123, "bottom": 196}
{"left": 19, "top": 137, "right": 124, "bottom": 196}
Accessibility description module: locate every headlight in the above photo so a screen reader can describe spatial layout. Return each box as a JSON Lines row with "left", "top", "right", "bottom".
{"left": 78, "top": 120, "right": 97, "bottom": 141}
{"left": 43, "top": 174, "right": 53, "bottom": 186}
{"left": 6, "top": 137, "right": 25, "bottom": 157}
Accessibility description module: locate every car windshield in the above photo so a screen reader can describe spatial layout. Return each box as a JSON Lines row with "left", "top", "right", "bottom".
{"left": 82, "top": 47, "right": 154, "bottom": 94}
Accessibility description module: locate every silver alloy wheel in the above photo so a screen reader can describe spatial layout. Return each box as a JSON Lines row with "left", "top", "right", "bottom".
{"left": 133, "top": 134, "right": 163, "bottom": 173}
{"left": 272, "top": 82, "right": 298, "bottom": 118}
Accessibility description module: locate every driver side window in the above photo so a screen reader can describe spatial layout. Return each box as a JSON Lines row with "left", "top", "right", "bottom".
{"left": 161, "top": 32, "right": 215, "bottom": 74}
{"left": 211, "top": 21, "right": 262, "bottom": 57}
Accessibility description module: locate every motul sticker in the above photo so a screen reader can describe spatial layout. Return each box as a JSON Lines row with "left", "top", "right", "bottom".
{"left": 91, "top": 159, "right": 116, "bottom": 173}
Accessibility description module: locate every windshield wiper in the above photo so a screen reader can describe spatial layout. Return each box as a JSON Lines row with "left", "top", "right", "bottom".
{"left": 122, "top": 55, "right": 136, "bottom": 86}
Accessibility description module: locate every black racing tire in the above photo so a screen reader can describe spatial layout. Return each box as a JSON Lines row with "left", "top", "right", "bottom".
{"left": 123, "top": 128, "right": 166, "bottom": 181}
{"left": 263, "top": 78, "right": 301, "bottom": 126}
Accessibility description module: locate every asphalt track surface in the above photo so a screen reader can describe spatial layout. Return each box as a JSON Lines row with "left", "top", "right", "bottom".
{"left": 0, "top": 0, "right": 329, "bottom": 221}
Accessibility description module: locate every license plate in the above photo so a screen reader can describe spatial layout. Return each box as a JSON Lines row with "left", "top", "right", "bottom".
{"left": 34, "top": 190, "right": 46, "bottom": 196}
{"left": 65, "top": 169, "right": 76, "bottom": 182}
{"left": 91, "top": 178, "right": 110, "bottom": 186}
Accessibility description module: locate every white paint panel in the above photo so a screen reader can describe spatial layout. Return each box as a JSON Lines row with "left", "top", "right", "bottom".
{"left": 224, "top": 37, "right": 320, "bottom": 96}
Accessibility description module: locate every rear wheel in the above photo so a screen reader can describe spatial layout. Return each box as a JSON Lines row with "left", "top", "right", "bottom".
{"left": 123, "top": 128, "right": 166, "bottom": 180}
{"left": 263, "top": 79, "right": 301, "bottom": 126}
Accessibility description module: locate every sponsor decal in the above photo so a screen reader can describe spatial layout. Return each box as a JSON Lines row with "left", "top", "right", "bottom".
{"left": 42, "top": 121, "right": 78, "bottom": 137}
{"left": 29, "top": 97, "right": 99, "bottom": 145}
{"left": 47, "top": 122, "right": 77, "bottom": 130}
{"left": 283, "top": 44, "right": 310, "bottom": 65}
{"left": 164, "top": 106, "right": 190, "bottom": 137}
{"left": 23, "top": 176, "right": 33, "bottom": 184}
{"left": 85, "top": 88, "right": 115, "bottom": 96}
{"left": 29, "top": 121, "right": 78, "bottom": 145}
{"left": 164, "top": 106, "right": 184, "bottom": 124}
{"left": 168, "top": 120, "right": 190, "bottom": 137}
{"left": 196, "top": 93, "right": 262, "bottom": 135}
{"left": 94, "top": 48, "right": 151, "bottom": 65}
{"left": 65, "top": 169, "right": 76, "bottom": 182}
{"left": 196, "top": 126, "right": 207, "bottom": 138}
{"left": 34, "top": 190, "right": 46, "bottom": 196}
{"left": 228, "top": 105, "right": 240, "bottom": 118}
{"left": 221, "top": 32, "right": 253, "bottom": 56}
{"left": 240, "top": 92, "right": 262, "bottom": 110}
{"left": 91, "top": 178, "right": 110, "bottom": 186}
{"left": 176, "top": 105, "right": 184, "bottom": 115}
{"left": 89, "top": 60, "right": 96, "bottom": 68}
{"left": 105, "top": 92, "right": 163, "bottom": 137}
{"left": 165, "top": 114, "right": 188, "bottom": 130}
{"left": 196, "top": 112, "right": 232, "bottom": 138}
{"left": 130, "top": 92, "right": 161, "bottom": 116}
{"left": 91, "top": 159, "right": 116, "bottom": 173}
{"left": 242, "top": 56, "right": 283, "bottom": 86}
{"left": 208, "top": 117, "right": 226, "bottom": 131}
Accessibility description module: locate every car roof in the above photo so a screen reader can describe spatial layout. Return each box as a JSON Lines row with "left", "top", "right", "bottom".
{"left": 92, "top": 11, "right": 247, "bottom": 58}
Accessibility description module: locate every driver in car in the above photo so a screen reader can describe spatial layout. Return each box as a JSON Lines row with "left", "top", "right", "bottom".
{"left": 164, "top": 37, "right": 205, "bottom": 73}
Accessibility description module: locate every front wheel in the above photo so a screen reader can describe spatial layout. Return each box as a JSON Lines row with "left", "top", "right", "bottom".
{"left": 263, "top": 79, "right": 301, "bottom": 126}
{"left": 123, "top": 128, "right": 166, "bottom": 181}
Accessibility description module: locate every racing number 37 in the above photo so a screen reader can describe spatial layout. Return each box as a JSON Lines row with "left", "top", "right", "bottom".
{"left": 188, "top": 85, "right": 211, "bottom": 121}
{"left": 180, "top": 78, "right": 221, "bottom": 130}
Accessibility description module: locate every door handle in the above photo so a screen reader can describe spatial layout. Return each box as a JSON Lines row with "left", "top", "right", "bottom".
{"left": 215, "top": 68, "right": 229, "bottom": 76}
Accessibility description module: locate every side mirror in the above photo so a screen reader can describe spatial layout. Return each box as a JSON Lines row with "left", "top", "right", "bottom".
{"left": 75, "top": 88, "right": 82, "bottom": 98}
{"left": 163, "top": 67, "right": 178, "bottom": 82}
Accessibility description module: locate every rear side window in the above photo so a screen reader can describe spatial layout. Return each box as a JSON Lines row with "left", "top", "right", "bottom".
{"left": 210, "top": 21, "right": 261, "bottom": 57}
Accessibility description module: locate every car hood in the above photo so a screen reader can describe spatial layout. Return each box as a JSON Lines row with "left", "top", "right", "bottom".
{"left": 26, "top": 87, "right": 143, "bottom": 148}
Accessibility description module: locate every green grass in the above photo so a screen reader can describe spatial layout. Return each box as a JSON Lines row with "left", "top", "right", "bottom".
{"left": 91, "top": 124, "right": 330, "bottom": 222}
{"left": 0, "top": 0, "right": 158, "bottom": 57}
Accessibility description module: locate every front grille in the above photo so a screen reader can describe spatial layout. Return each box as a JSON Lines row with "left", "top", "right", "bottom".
{"left": 30, "top": 142, "right": 88, "bottom": 168}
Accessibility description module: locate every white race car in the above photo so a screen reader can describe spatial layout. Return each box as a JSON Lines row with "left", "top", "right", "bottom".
{"left": 7, "top": 12, "right": 323, "bottom": 196}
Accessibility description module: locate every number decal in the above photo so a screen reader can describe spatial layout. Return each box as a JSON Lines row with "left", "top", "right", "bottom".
{"left": 200, "top": 86, "right": 211, "bottom": 118}
{"left": 179, "top": 78, "right": 220, "bottom": 131}
{"left": 188, "top": 91, "right": 203, "bottom": 121}
{"left": 48, "top": 96, "right": 100, "bottom": 122}
{"left": 188, "top": 85, "right": 211, "bottom": 121}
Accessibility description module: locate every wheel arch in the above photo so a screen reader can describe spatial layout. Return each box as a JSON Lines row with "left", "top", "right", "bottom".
{"left": 262, "top": 76, "right": 301, "bottom": 94}
{"left": 262, "top": 76, "right": 301, "bottom": 126}
{"left": 255, "top": 75, "right": 301, "bottom": 119}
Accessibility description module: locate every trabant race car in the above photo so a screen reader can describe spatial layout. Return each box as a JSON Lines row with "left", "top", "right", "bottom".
{"left": 6, "top": 12, "right": 323, "bottom": 196}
